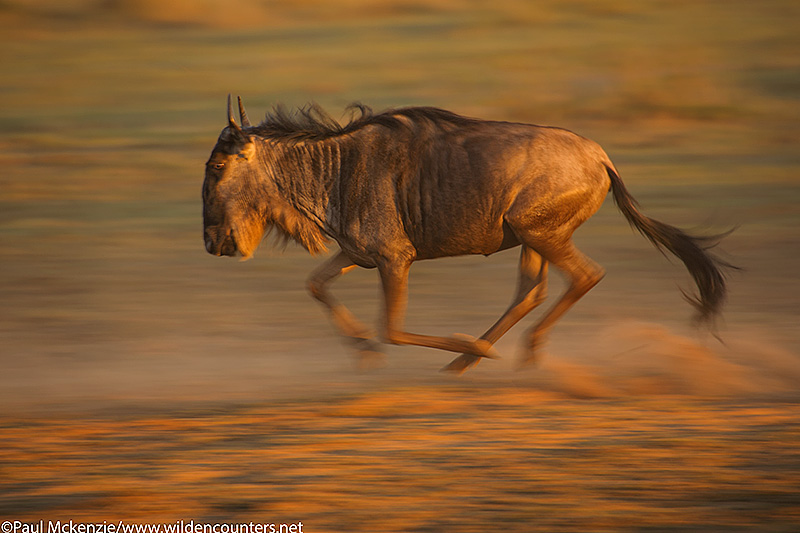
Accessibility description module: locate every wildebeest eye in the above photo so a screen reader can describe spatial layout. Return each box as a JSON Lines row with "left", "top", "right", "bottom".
{"left": 209, "top": 162, "right": 225, "bottom": 170}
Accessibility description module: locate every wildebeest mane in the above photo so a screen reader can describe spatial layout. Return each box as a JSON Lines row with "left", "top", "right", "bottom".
{"left": 251, "top": 103, "right": 480, "bottom": 143}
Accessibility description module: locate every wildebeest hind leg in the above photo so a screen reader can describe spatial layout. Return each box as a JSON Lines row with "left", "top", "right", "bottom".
{"left": 442, "top": 246, "right": 548, "bottom": 373}
{"left": 307, "top": 251, "right": 384, "bottom": 369}
{"left": 516, "top": 238, "right": 604, "bottom": 367}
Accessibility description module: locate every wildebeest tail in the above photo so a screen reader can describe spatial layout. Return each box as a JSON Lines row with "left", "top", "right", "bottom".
{"left": 605, "top": 164, "right": 734, "bottom": 324}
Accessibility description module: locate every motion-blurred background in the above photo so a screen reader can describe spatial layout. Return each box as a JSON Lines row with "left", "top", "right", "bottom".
{"left": 2, "top": 1, "right": 800, "bottom": 529}
{"left": 1, "top": 0, "right": 798, "bottom": 408}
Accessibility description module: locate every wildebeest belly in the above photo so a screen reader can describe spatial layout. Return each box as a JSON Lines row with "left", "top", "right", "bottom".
{"left": 403, "top": 197, "right": 519, "bottom": 259}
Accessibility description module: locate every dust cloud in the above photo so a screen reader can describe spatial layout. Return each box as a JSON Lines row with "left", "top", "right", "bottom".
{"left": 4, "top": 316, "right": 798, "bottom": 414}
{"left": 526, "top": 321, "right": 800, "bottom": 399}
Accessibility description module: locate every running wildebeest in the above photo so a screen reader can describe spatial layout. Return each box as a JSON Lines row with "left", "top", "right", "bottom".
{"left": 203, "top": 95, "right": 731, "bottom": 373}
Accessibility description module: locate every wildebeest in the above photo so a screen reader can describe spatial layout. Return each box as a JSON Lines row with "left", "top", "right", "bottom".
{"left": 203, "top": 95, "right": 731, "bottom": 373}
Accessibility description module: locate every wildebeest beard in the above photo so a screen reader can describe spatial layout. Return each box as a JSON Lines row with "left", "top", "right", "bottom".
{"left": 260, "top": 199, "right": 330, "bottom": 257}
{"left": 218, "top": 190, "right": 330, "bottom": 261}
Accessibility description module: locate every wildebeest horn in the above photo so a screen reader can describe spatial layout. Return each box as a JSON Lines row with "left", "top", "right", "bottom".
{"left": 227, "top": 94, "right": 242, "bottom": 132}
{"left": 237, "top": 96, "right": 251, "bottom": 128}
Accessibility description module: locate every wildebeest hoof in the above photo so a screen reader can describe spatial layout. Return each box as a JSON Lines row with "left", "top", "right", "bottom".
{"left": 516, "top": 353, "right": 543, "bottom": 370}
{"left": 441, "top": 354, "right": 481, "bottom": 374}
{"left": 347, "top": 336, "right": 379, "bottom": 350}
{"left": 349, "top": 336, "right": 382, "bottom": 353}
{"left": 349, "top": 337, "right": 385, "bottom": 371}
{"left": 451, "top": 333, "right": 499, "bottom": 359}
{"left": 516, "top": 337, "right": 545, "bottom": 370}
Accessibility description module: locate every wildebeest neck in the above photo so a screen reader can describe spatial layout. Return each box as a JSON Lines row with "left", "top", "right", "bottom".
{"left": 260, "top": 138, "right": 341, "bottom": 254}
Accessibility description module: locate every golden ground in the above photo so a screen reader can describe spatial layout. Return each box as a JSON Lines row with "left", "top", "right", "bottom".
{"left": 3, "top": 385, "right": 800, "bottom": 531}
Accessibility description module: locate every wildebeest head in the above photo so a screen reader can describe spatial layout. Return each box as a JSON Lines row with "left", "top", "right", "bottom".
{"left": 202, "top": 95, "right": 267, "bottom": 260}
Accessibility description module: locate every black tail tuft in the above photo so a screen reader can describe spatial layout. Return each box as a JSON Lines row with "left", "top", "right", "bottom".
{"left": 606, "top": 165, "right": 736, "bottom": 325}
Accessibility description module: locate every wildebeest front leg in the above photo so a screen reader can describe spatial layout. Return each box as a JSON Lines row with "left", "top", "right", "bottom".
{"left": 307, "top": 252, "right": 383, "bottom": 368}
{"left": 443, "top": 246, "right": 548, "bottom": 373}
{"left": 378, "top": 258, "right": 499, "bottom": 359}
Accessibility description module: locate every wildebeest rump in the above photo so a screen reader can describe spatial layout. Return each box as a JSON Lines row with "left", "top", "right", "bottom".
{"left": 203, "top": 96, "right": 731, "bottom": 373}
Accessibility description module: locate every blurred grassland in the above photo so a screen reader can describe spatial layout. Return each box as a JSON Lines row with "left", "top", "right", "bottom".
{"left": 3, "top": 1, "right": 799, "bottom": 143}
{"left": 1, "top": 1, "right": 797, "bottom": 233}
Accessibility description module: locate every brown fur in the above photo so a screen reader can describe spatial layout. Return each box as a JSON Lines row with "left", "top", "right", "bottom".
{"left": 203, "top": 96, "right": 733, "bottom": 372}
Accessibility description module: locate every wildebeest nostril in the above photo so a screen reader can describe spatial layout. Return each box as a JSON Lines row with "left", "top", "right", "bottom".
{"left": 204, "top": 228, "right": 221, "bottom": 255}
{"left": 220, "top": 234, "right": 238, "bottom": 256}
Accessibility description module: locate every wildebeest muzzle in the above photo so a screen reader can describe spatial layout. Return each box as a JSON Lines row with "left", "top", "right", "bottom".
{"left": 204, "top": 226, "right": 238, "bottom": 257}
